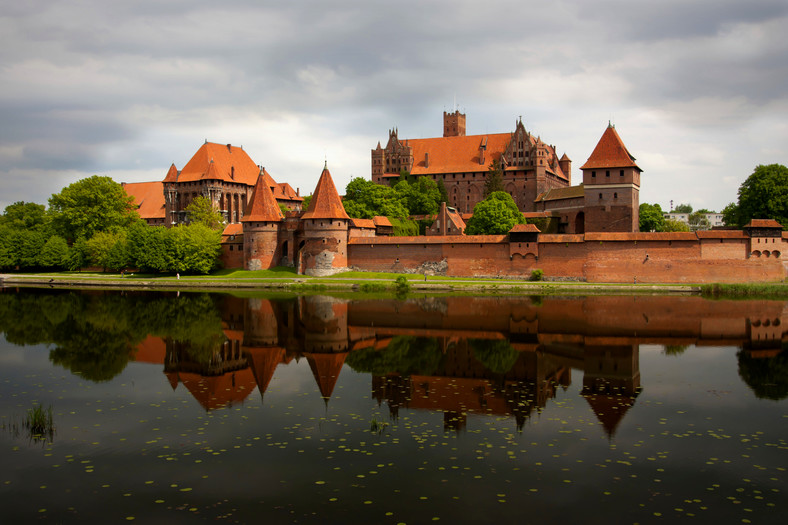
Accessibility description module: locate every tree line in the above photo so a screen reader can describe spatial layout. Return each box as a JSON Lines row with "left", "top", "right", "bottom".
{"left": 640, "top": 164, "right": 788, "bottom": 232}
{"left": 0, "top": 175, "right": 222, "bottom": 274}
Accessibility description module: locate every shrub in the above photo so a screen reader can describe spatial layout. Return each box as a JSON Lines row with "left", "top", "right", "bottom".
{"left": 529, "top": 269, "right": 544, "bottom": 281}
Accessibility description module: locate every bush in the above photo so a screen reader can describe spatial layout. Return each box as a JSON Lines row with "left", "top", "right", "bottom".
{"left": 529, "top": 269, "right": 544, "bottom": 281}
{"left": 394, "top": 275, "right": 410, "bottom": 296}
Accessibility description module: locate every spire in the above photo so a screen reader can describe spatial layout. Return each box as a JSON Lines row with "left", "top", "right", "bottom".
{"left": 241, "top": 171, "right": 284, "bottom": 222}
{"left": 305, "top": 352, "right": 348, "bottom": 401}
{"left": 300, "top": 164, "right": 350, "bottom": 220}
{"left": 246, "top": 347, "right": 286, "bottom": 401}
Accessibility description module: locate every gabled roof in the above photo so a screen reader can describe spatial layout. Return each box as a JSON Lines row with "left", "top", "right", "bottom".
{"left": 301, "top": 165, "right": 350, "bottom": 220}
{"left": 275, "top": 182, "right": 303, "bottom": 202}
{"left": 241, "top": 172, "right": 284, "bottom": 222}
{"left": 122, "top": 181, "right": 166, "bottom": 220}
{"left": 580, "top": 125, "right": 641, "bottom": 171}
{"left": 350, "top": 218, "right": 376, "bottom": 229}
{"left": 405, "top": 133, "right": 512, "bottom": 174}
{"left": 373, "top": 216, "right": 393, "bottom": 227}
{"left": 509, "top": 223, "right": 540, "bottom": 233}
{"left": 744, "top": 218, "right": 783, "bottom": 229}
{"left": 176, "top": 142, "right": 261, "bottom": 185}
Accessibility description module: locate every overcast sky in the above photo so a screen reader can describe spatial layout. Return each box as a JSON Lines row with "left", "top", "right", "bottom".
{"left": 1, "top": 0, "right": 786, "bottom": 213}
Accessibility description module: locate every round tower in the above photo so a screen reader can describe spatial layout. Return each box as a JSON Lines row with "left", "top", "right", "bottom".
{"left": 298, "top": 164, "right": 350, "bottom": 276}
{"left": 241, "top": 170, "right": 284, "bottom": 270}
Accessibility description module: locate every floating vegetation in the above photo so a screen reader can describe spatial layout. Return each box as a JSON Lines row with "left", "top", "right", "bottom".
{"left": 25, "top": 405, "right": 55, "bottom": 442}
{"left": 369, "top": 417, "right": 389, "bottom": 435}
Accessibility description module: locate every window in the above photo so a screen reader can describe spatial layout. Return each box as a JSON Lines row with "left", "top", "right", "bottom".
{"left": 599, "top": 193, "right": 602, "bottom": 199}
{"left": 620, "top": 170, "right": 624, "bottom": 177}
{"left": 606, "top": 170, "right": 610, "bottom": 177}
{"left": 614, "top": 192, "right": 618, "bottom": 199}
{"left": 592, "top": 171, "right": 596, "bottom": 178}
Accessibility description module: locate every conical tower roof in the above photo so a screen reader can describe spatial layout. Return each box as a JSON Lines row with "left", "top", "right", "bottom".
{"left": 305, "top": 352, "right": 348, "bottom": 401}
{"left": 583, "top": 393, "right": 636, "bottom": 439}
{"left": 580, "top": 124, "right": 641, "bottom": 171}
{"left": 163, "top": 163, "right": 179, "bottom": 183}
{"left": 242, "top": 171, "right": 284, "bottom": 222}
{"left": 301, "top": 164, "right": 350, "bottom": 220}
{"left": 245, "top": 346, "right": 286, "bottom": 399}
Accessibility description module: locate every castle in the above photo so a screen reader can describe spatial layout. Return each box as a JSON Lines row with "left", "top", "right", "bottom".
{"left": 372, "top": 111, "right": 640, "bottom": 234}
{"left": 122, "top": 112, "right": 787, "bottom": 282}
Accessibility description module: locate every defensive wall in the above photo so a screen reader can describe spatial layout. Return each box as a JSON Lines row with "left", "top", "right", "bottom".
{"left": 347, "top": 230, "right": 788, "bottom": 283}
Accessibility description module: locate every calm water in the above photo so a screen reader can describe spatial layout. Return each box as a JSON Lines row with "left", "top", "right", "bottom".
{"left": 0, "top": 289, "right": 785, "bottom": 524}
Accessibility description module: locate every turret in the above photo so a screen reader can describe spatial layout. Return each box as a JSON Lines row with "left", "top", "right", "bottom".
{"left": 298, "top": 164, "right": 350, "bottom": 276}
{"left": 241, "top": 171, "right": 284, "bottom": 270}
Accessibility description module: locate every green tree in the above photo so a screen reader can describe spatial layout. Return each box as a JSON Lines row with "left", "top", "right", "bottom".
{"left": 37, "top": 235, "right": 70, "bottom": 269}
{"left": 85, "top": 231, "right": 129, "bottom": 272}
{"left": 343, "top": 177, "right": 409, "bottom": 219}
{"left": 470, "top": 339, "right": 520, "bottom": 374}
{"left": 731, "top": 164, "right": 788, "bottom": 228}
{"left": 166, "top": 224, "right": 222, "bottom": 274}
{"left": 394, "top": 176, "right": 442, "bottom": 216}
{"left": 465, "top": 191, "right": 524, "bottom": 235}
{"left": 48, "top": 175, "right": 140, "bottom": 241}
{"left": 721, "top": 202, "right": 740, "bottom": 227}
{"left": 301, "top": 194, "right": 312, "bottom": 209}
{"left": 483, "top": 159, "right": 505, "bottom": 198}
{"left": 664, "top": 218, "right": 690, "bottom": 232}
{"left": 1, "top": 201, "right": 48, "bottom": 230}
{"left": 437, "top": 178, "right": 449, "bottom": 204}
{"left": 186, "top": 195, "right": 224, "bottom": 230}
{"left": 639, "top": 203, "right": 666, "bottom": 232}
{"left": 674, "top": 203, "right": 693, "bottom": 214}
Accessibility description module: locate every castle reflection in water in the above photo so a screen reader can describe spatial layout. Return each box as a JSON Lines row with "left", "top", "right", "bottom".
{"left": 128, "top": 294, "right": 787, "bottom": 436}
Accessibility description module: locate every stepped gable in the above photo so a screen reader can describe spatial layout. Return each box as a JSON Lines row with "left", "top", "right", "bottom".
{"left": 163, "top": 163, "right": 179, "bottom": 183}
{"left": 300, "top": 164, "right": 350, "bottom": 220}
{"left": 242, "top": 171, "right": 284, "bottom": 222}
{"left": 305, "top": 352, "right": 348, "bottom": 401}
{"left": 177, "top": 142, "right": 261, "bottom": 185}
{"left": 580, "top": 124, "right": 641, "bottom": 171}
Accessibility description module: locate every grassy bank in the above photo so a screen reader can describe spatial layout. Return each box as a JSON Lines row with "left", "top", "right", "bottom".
{"left": 700, "top": 282, "right": 788, "bottom": 299}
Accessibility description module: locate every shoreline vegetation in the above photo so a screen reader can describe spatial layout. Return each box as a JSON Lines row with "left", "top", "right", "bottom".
{"left": 3, "top": 267, "right": 782, "bottom": 296}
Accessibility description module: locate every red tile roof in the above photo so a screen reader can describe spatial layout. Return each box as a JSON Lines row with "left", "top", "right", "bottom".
{"left": 163, "top": 163, "right": 178, "bottom": 183}
{"left": 349, "top": 235, "right": 508, "bottom": 245}
{"left": 373, "top": 216, "right": 393, "bottom": 227}
{"left": 175, "top": 142, "right": 261, "bottom": 185}
{"left": 275, "top": 182, "right": 303, "bottom": 202}
{"left": 391, "top": 133, "right": 568, "bottom": 181}
{"left": 744, "top": 219, "right": 783, "bottom": 229}
{"left": 301, "top": 165, "right": 350, "bottom": 220}
{"left": 350, "top": 218, "right": 375, "bottom": 229}
{"left": 122, "top": 181, "right": 165, "bottom": 220}
{"left": 580, "top": 125, "right": 641, "bottom": 171}
{"left": 510, "top": 223, "right": 541, "bottom": 233}
{"left": 242, "top": 172, "right": 284, "bottom": 222}
{"left": 534, "top": 185, "right": 585, "bottom": 202}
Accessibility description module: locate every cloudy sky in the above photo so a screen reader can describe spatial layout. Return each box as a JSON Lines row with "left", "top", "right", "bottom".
{"left": 1, "top": 0, "right": 786, "bottom": 213}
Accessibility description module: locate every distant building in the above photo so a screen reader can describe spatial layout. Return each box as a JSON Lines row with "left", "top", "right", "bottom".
{"left": 663, "top": 212, "right": 724, "bottom": 230}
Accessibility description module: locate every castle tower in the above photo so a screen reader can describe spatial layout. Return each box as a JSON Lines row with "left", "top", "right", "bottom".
{"left": 580, "top": 124, "right": 642, "bottom": 232}
{"left": 298, "top": 164, "right": 350, "bottom": 276}
{"left": 163, "top": 163, "right": 180, "bottom": 225}
{"left": 443, "top": 110, "right": 466, "bottom": 137}
{"left": 241, "top": 171, "right": 284, "bottom": 270}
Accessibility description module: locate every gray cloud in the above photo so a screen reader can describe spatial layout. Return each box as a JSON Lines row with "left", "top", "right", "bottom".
{"left": 0, "top": 0, "right": 786, "bottom": 212}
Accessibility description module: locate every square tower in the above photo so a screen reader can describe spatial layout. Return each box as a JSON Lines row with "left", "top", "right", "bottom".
{"left": 443, "top": 110, "right": 466, "bottom": 137}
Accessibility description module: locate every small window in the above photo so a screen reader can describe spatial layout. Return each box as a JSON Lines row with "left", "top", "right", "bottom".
{"left": 614, "top": 192, "right": 618, "bottom": 199}
{"left": 606, "top": 170, "right": 610, "bottom": 177}
{"left": 592, "top": 171, "right": 596, "bottom": 178}
{"left": 620, "top": 170, "right": 624, "bottom": 177}
{"left": 599, "top": 193, "right": 602, "bottom": 199}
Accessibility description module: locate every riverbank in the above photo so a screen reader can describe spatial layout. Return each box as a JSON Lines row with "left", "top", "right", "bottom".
{"left": 0, "top": 270, "right": 700, "bottom": 295}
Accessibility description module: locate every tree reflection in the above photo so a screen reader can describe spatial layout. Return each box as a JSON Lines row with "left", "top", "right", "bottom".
{"left": 345, "top": 336, "right": 444, "bottom": 375}
{"left": 738, "top": 348, "right": 788, "bottom": 400}
{"left": 0, "top": 290, "right": 226, "bottom": 382}
{"left": 469, "top": 339, "right": 520, "bottom": 374}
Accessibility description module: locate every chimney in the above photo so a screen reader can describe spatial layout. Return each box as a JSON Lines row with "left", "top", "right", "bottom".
{"left": 227, "top": 143, "right": 232, "bottom": 152}
{"left": 296, "top": 187, "right": 300, "bottom": 197}
{"left": 425, "top": 152, "right": 429, "bottom": 168}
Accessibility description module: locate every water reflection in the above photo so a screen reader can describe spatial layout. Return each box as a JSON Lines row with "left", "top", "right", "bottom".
{"left": 0, "top": 290, "right": 786, "bottom": 433}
